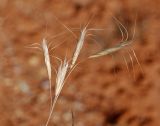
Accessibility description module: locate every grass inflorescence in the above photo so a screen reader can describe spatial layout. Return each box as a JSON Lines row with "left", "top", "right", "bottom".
{"left": 30, "top": 16, "right": 142, "bottom": 126}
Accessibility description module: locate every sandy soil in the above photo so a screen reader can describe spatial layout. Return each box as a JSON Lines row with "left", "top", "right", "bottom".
{"left": 0, "top": 0, "right": 160, "bottom": 126}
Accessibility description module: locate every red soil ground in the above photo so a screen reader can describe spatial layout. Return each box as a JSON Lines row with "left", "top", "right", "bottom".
{"left": 0, "top": 0, "right": 160, "bottom": 126}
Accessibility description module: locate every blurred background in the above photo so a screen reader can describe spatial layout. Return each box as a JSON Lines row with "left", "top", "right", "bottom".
{"left": 0, "top": 0, "right": 160, "bottom": 126}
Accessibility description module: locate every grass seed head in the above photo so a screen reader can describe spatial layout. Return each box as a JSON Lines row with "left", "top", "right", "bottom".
{"left": 89, "top": 40, "right": 131, "bottom": 58}
{"left": 70, "top": 28, "right": 87, "bottom": 68}
{"left": 55, "top": 57, "right": 69, "bottom": 96}
{"left": 42, "top": 38, "right": 52, "bottom": 80}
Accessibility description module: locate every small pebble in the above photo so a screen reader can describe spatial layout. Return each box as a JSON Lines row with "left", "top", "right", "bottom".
{"left": 28, "top": 56, "right": 40, "bottom": 67}
{"left": 63, "top": 112, "right": 72, "bottom": 122}
{"left": 73, "top": 101, "right": 85, "bottom": 112}
{"left": 41, "top": 80, "right": 50, "bottom": 90}
{"left": 19, "top": 80, "right": 30, "bottom": 94}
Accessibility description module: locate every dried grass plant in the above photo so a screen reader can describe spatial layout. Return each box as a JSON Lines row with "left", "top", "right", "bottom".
{"left": 32, "top": 16, "right": 142, "bottom": 126}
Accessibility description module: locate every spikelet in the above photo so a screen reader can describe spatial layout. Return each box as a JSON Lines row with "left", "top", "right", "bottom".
{"left": 88, "top": 15, "right": 135, "bottom": 59}
{"left": 70, "top": 27, "right": 87, "bottom": 68}
{"left": 41, "top": 38, "right": 53, "bottom": 113}
{"left": 55, "top": 57, "right": 69, "bottom": 96}
{"left": 42, "top": 38, "right": 52, "bottom": 80}
{"left": 45, "top": 57, "right": 69, "bottom": 126}
{"left": 89, "top": 40, "right": 132, "bottom": 58}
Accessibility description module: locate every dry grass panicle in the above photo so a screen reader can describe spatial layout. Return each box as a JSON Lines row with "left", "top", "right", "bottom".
{"left": 42, "top": 16, "right": 141, "bottom": 126}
